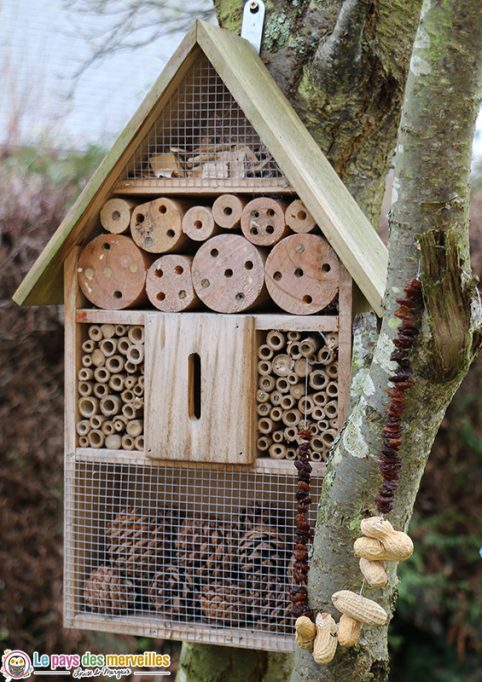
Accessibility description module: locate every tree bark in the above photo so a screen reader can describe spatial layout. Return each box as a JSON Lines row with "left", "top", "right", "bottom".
{"left": 177, "top": 0, "right": 482, "bottom": 680}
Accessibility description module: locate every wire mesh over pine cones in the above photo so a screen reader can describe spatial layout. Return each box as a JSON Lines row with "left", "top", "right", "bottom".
{"left": 249, "top": 575, "right": 292, "bottom": 632}
{"left": 84, "top": 565, "right": 135, "bottom": 615}
{"left": 238, "top": 523, "right": 289, "bottom": 579}
{"left": 176, "top": 516, "right": 239, "bottom": 583}
{"left": 200, "top": 580, "right": 249, "bottom": 626}
{"left": 239, "top": 504, "right": 287, "bottom": 532}
{"left": 148, "top": 564, "right": 196, "bottom": 619}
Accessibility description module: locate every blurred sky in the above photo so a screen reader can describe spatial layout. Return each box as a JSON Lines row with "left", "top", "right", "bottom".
{"left": 0, "top": 0, "right": 481, "bottom": 158}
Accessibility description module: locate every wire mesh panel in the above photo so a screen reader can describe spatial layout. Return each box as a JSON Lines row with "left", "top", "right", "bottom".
{"left": 64, "top": 455, "right": 323, "bottom": 651}
{"left": 121, "top": 53, "right": 289, "bottom": 190}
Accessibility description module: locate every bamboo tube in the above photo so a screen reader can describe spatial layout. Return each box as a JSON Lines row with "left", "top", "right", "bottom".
{"left": 78, "top": 436, "right": 89, "bottom": 448}
{"left": 78, "top": 368, "right": 94, "bottom": 381}
{"left": 287, "top": 372, "right": 298, "bottom": 385}
{"left": 100, "top": 395, "right": 121, "bottom": 417}
{"left": 126, "top": 420, "right": 143, "bottom": 437}
{"left": 100, "top": 338, "right": 117, "bottom": 358}
{"left": 317, "top": 347, "right": 335, "bottom": 365}
{"left": 288, "top": 331, "right": 301, "bottom": 341}
{"left": 280, "top": 394, "right": 295, "bottom": 410}
{"left": 265, "top": 234, "right": 340, "bottom": 314}
{"left": 311, "top": 436, "right": 325, "bottom": 453}
{"left": 266, "top": 330, "right": 286, "bottom": 351}
{"left": 258, "top": 375, "right": 275, "bottom": 392}
{"left": 313, "top": 391, "right": 328, "bottom": 407}
{"left": 321, "top": 429, "right": 338, "bottom": 449}
{"left": 100, "top": 198, "right": 135, "bottom": 234}
{"left": 290, "top": 383, "right": 306, "bottom": 400}
{"left": 270, "top": 391, "right": 282, "bottom": 406}
{"left": 90, "top": 415, "right": 105, "bottom": 429}
{"left": 94, "top": 367, "right": 110, "bottom": 384}
{"left": 78, "top": 396, "right": 99, "bottom": 418}
{"left": 272, "top": 354, "right": 292, "bottom": 377}
{"left": 275, "top": 377, "right": 290, "bottom": 394}
{"left": 132, "top": 397, "right": 143, "bottom": 412}
{"left": 300, "top": 336, "right": 320, "bottom": 359}
{"left": 137, "top": 375, "right": 144, "bottom": 388}
{"left": 298, "top": 396, "right": 314, "bottom": 416}
{"left": 257, "top": 403, "right": 271, "bottom": 417}
{"left": 257, "top": 360, "right": 272, "bottom": 376}
{"left": 212, "top": 194, "right": 246, "bottom": 229}
{"left": 146, "top": 255, "right": 199, "bottom": 312}
{"left": 101, "top": 421, "right": 115, "bottom": 436}
{"left": 122, "top": 403, "right": 141, "bottom": 420}
{"left": 115, "top": 325, "right": 126, "bottom": 336}
{"left": 272, "top": 429, "right": 284, "bottom": 443}
{"left": 76, "top": 420, "right": 90, "bottom": 436}
{"left": 257, "top": 344, "right": 274, "bottom": 360}
{"left": 270, "top": 406, "right": 283, "bottom": 423}
{"left": 78, "top": 235, "right": 151, "bottom": 310}
{"left": 285, "top": 199, "right": 316, "bottom": 234}
{"left": 284, "top": 426, "right": 298, "bottom": 442}
{"left": 109, "top": 374, "right": 125, "bottom": 392}
{"left": 133, "top": 384, "right": 144, "bottom": 398}
{"left": 258, "top": 417, "right": 274, "bottom": 435}
{"left": 128, "top": 326, "right": 144, "bottom": 345}
{"left": 93, "top": 383, "right": 108, "bottom": 399}
{"left": 310, "top": 450, "right": 324, "bottom": 462}
{"left": 294, "top": 358, "right": 311, "bottom": 378}
{"left": 325, "top": 332, "right": 338, "bottom": 348}
{"left": 91, "top": 349, "right": 106, "bottom": 368}
{"left": 81, "top": 354, "right": 93, "bottom": 368}
{"left": 88, "top": 325, "right": 103, "bottom": 342}
{"left": 192, "top": 234, "right": 267, "bottom": 313}
{"left": 78, "top": 381, "right": 93, "bottom": 397}
{"left": 100, "top": 323, "right": 116, "bottom": 339}
{"left": 118, "top": 337, "right": 130, "bottom": 356}
{"left": 326, "top": 381, "right": 338, "bottom": 398}
{"left": 289, "top": 341, "right": 303, "bottom": 359}
{"left": 82, "top": 339, "right": 95, "bottom": 354}
{"left": 325, "top": 400, "right": 338, "bottom": 419}
{"left": 282, "top": 409, "right": 302, "bottom": 427}
{"left": 182, "top": 205, "right": 219, "bottom": 241}
{"left": 257, "top": 435, "right": 272, "bottom": 452}
{"left": 316, "top": 418, "right": 329, "bottom": 431}
{"left": 327, "top": 363, "right": 338, "bottom": 379}
{"left": 269, "top": 443, "right": 287, "bottom": 460}
{"left": 121, "top": 435, "right": 135, "bottom": 451}
{"left": 256, "top": 389, "right": 270, "bottom": 404}
{"left": 241, "top": 197, "right": 288, "bottom": 246}
{"left": 286, "top": 448, "right": 297, "bottom": 460}
{"left": 113, "top": 419, "right": 125, "bottom": 433}
{"left": 125, "top": 361, "right": 137, "bottom": 374}
{"left": 309, "top": 369, "right": 329, "bottom": 390}
{"left": 106, "top": 355, "right": 124, "bottom": 374}
{"left": 105, "top": 434, "right": 122, "bottom": 450}
{"left": 124, "top": 376, "right": 136, "bottom": 389}
{"left": 127, "top": 344, "right": 144, "bottom": 365}
{"left": 88, "top": 430, "right": 105, "bottom": 448}
{"left": 134, "top": 435, "right": 144, "bottom": 450}
{"left": 312, "top": 407, "right": 326, "bottom": 422}
{"left": 130, "top": 197, "right": 189, "bottom": 253}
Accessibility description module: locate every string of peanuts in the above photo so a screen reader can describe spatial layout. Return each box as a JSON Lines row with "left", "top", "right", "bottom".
{"left": 294, "top": 278, "right": 424, "bottom": 664}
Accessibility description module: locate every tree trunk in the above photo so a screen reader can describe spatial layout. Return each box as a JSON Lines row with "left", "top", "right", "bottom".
{"left": 177, "top": 0, "right": 482, "bottom": 679}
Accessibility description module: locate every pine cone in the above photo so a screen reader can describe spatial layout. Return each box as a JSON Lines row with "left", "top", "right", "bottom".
{"left": 148, "top": 565, "right": 196, "bottom": 618}
{"left": 200, "top": 581, "right": 249, "bottom": 625}
{"left": 238, "top": 524, "right": 288, "bottom": 578}
{"left": 239, "top": 504, "right": 286, "bottom": 531}
{"left": 250, "top": 575, "right": 292, "bottom": 632}
{"left": 176, "top": 517, "right": 239, "bottom": 583}
{"left": 84, "top": 566, "right": 134, "bottom": 614}
{"left": 106, "top": 508, "right": 172, "bottom": 580}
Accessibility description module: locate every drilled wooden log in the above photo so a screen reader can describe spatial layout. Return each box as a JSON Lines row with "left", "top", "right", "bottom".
{"left": 146, "top": 253, "right": 199, "bottom": 311}
{"left": 212, "top": 194, "right": 246, "bottom": 229}
{"left": 130, "top": 197, "right": 188, "bottom": 253}
{"left": 265, "top": 234, "right": 340, "bottom": 315}
{"left": 182, "top": 205, "right": 219, "bottom": 241}
{"left": 192, "top": 234, "right": 266, "bottom": 313}
{"left": 241, "top": 197, "right": 288, "bottom": 246}
{"left": 100, "top": 198, "right": 135, "bottom": 234}
{"left": 78, "top": 234, "right": 150, "bottom": 309}
{"left": 285, "top": 199, "right": 316, "bottom": 234}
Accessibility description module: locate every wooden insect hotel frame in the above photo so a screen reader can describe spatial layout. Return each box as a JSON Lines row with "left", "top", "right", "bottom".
{"left": 14, "top": 21, "right": 387, "bottom": 653}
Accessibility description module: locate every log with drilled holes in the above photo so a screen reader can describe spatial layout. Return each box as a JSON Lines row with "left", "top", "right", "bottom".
{"left": 265, "top": 234, "right": 340, "bottom": 315}
{"left": 146, "top": 255, "right": 199, "bottom": 312}
{"left": 241, "top": 197, "right": 288, "bottom": 247}
{"left": 182, "top": 205, "right": 219, "bottom": 241}
{"left": 285, "top": 199, "right": 316, "bottom": 234}
{"left": 77, "top": 234, "right": 151, "bottom": 310}
{"left": 130, "top": 197, "right": 189, "bottom": 253}
{"left": 192, "top": 234, "right": 267, "bottom": 313}
{"left": 211, "top": 194, "right": 246, "bottom": 229}
{"left": 100, "top": 198, "right": 136, "bottom": 234}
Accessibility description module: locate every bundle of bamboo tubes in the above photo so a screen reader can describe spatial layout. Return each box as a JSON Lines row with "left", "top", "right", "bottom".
{"left": 256, "top": 329, "right": 339, "bottom": 461}
{"left": 76, "top": 324, "right": 144, "bottom": 451}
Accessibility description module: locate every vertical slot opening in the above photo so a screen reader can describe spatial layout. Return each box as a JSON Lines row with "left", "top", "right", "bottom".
{"left": 188, "top": 352, "right": 202, "bottom": 420}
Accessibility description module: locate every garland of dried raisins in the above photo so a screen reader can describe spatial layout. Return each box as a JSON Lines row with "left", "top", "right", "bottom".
{"left": 376, "top": 277, "right": 423, "bottom": 514}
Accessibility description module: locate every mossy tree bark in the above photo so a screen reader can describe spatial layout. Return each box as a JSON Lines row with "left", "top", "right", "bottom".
{"left": 177, "top": 0, "right": 482, "bottom": 680}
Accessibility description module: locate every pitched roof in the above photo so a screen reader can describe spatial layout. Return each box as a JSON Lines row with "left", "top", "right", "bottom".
{"left": 13, "top": 20, "right": 387, "bottom": 315}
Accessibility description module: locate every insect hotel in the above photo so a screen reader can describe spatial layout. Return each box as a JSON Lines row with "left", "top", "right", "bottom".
{"left": 14, "top": 21, "right": 387, "bottom": 652}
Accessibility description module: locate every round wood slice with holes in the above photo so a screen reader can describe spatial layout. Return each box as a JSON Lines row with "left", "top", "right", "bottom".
{"left": 241, "top": 198, "right": 288, "bottom": 246}
{"left": 212, "top": 194, "right": 246, "bottom": 229}
{"left": 146, "top": 255, "right": 198, "bottom": 312}
{"left": 100, "top": 198, "right": 135, "bottom": 234}
{"left": 285, "top": 199, "right": 316, "bottom": 234}
{"left": 182, "top": 205, "right": 218, "bottom": 241}
{"left": 265, "top": 234, "right": 339, "bottom": 314}
{"left": 192, "top": 234, "right": 266, "bottom": 313}
{"left": 78, "top": 234, "right": 150, "bottom": 309}
{"left": 130, "top": 197, "right": 188, "bottom": 253}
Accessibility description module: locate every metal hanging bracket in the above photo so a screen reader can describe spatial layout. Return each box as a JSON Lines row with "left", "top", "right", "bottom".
{"left": 241, "top": 1, "right": 266, "bottom": 54}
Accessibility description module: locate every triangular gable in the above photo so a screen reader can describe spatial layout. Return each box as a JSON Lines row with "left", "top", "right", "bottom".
{"left": 13, "top": 20, "right": 387, "bottom": 315}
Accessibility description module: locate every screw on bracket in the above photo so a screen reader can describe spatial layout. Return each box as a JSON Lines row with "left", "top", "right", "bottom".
{"left": 241, "top": 0, "right": 266, "bottom": 54}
